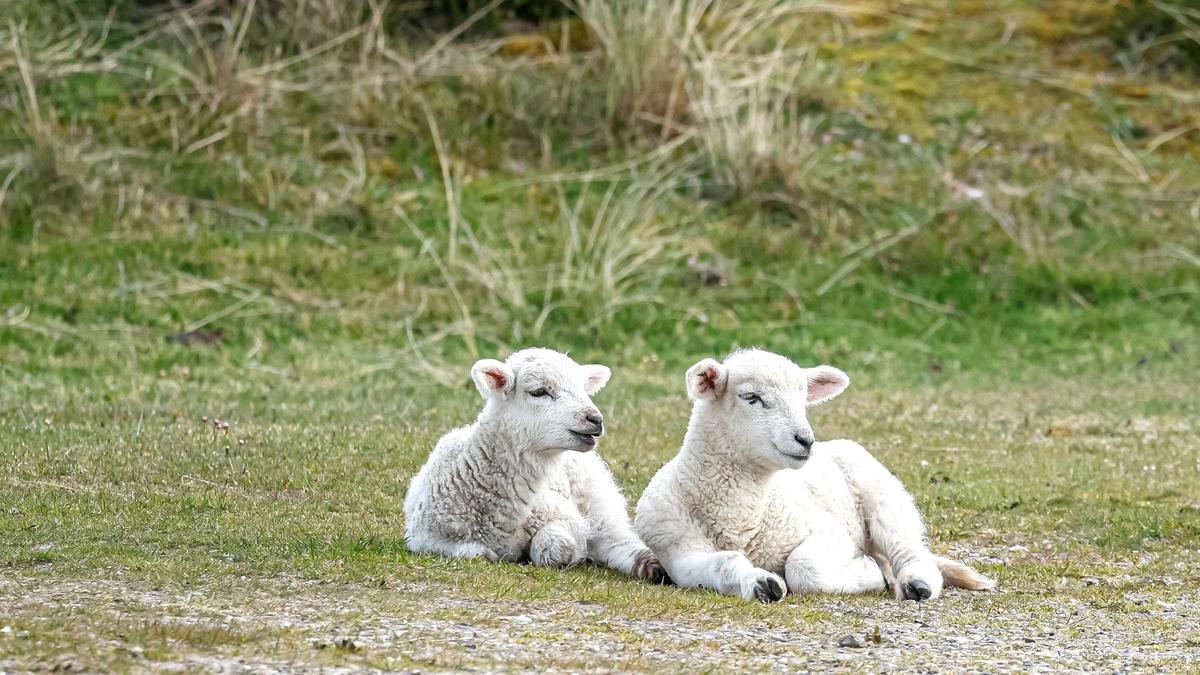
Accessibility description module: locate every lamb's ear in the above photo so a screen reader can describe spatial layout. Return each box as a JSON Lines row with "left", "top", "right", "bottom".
{"left": 471, "top": 359, "right": 515, "bottom": 400}
{"left": 580, "top": 364, "right": 611, "bottom": 395}
{"left": 805, "top": 365, "right": 849, "bottom": 405}
{"left": 686, "top": 358, "right": 728, "bottom": 400}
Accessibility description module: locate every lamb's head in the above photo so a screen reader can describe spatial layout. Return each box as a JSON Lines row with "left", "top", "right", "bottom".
{"left": 684, "top": 349, "right": 849, "bottom": 469}
{"left": 470, "top": 348, "right": 611, "bottom": 453}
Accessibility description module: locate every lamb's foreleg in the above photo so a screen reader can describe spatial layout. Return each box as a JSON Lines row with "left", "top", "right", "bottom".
{"left": 666, "top": 549, "right": 787, "bottom": 602}
{"left": 635, "top": 492, "right": 782, "bottom": 601}
{"left": 648, "top": 518, "right": 785, "bottom": 602}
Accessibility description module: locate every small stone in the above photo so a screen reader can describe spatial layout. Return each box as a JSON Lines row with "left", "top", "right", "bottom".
{"left": 837, "top": 634, "right": 864, "bottom": 648}
{"left": 512, "top": 615, "right": 533, "bottom": 625}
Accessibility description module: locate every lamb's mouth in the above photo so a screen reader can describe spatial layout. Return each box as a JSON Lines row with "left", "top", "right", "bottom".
{"left": 774, "top": 445, "right": 810, "bottom": 461}
{"left": 569, "top": 430, "right": 600, "bottom": 449}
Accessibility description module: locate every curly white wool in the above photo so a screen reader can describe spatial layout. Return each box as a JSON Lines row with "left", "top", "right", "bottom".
{"left": 404, "top": 348, "right": 662, "bottom": 580}
{"left": 634, "top": 348, "right": 994, "bottom": 602}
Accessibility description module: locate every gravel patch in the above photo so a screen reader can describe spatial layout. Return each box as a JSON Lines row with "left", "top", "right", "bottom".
{"left": 1, "top": 573, "right": 1197, "bottom": 673}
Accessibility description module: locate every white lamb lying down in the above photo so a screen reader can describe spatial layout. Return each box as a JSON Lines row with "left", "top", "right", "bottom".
{"left": 634, "top": 349, "right": 994, "bottom": 603}
{"left": 404, "top": 348, "right": 666, "bottom": 582}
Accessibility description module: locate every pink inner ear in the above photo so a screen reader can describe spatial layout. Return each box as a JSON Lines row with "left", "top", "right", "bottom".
{"left": 807, "top": 370, "right": 847, "bottom": 402}
{"left": 484, "top": 368, "right": 507, "bottom": 390}
{"left": 697, "top": 367, "right": 718, "bottom": 393}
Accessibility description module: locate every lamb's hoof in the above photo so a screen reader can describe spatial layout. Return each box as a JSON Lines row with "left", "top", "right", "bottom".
{"left": 647, "top": 561, "right": 672, "bottom": 585}
{"left": 753, "top": 577, "right": 785, "bottom": 604}
{"left": 634, "top": 552, "right": 672, "bottom": 585}
{"left": 902, "top": 579, "right": 933, "bottom": 602}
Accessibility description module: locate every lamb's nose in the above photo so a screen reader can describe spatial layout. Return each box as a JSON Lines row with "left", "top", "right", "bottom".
{"left": 794, "top": 433, "right": 814, "bottom": 450}
{"left": 586, "top": 413, "right": 604, "bottom": 433}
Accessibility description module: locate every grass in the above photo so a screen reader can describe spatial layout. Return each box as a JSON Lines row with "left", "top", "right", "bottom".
{"left": 1, "top": 0, "right": 1199, "bottom": 670}
{"left": 2, "top": 362, "right": 1198, "bottom": 669}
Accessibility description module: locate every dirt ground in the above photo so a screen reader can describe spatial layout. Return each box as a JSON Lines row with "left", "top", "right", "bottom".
{"left": 4, "top": 544, "right": 1198, "bottom": 673}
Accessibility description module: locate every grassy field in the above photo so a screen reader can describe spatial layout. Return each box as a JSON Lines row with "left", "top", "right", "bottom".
{"left": 2, "top": 365, "right": 1198, "bottom": 670}
{"left": 2, "top": 0, "right": 1199, "bottom": 671}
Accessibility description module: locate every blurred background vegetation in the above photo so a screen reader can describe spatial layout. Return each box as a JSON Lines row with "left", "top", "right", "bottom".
{"left": 1, "top": 0, "right": 1197, "bottom": 389}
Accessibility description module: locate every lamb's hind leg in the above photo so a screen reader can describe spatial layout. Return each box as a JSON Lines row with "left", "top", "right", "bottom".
{"left": 587, "top": 517, "right": 667, "bottom": 583}
{"left": 407, "top": 533, "right": 502, "bottom": 562}
{"left": 577, "top": 473, "right": 668, "bottom": 582}
{"left": 829, "top": 440, "right": 942, "bottom": 601}
{"left": 785, "top": 528, "right": 888, "bottom": 596}
{"left": 526, "top": 493, "right": 587, "bottom": 568}
{"left": 529, "top": 519, "right": 587, "bottom": 567}
{"left": 865, "top": 497, "right": 942, "bottom": 602}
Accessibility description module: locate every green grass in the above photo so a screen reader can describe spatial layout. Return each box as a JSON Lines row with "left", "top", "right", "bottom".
{"left": 1, "top": 0, "right": 1199, "bottom": 670}
{"left": 2, "top": 363, "right": 1198, "bottom": 669}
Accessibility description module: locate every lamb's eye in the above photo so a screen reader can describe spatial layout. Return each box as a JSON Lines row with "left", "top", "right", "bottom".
{"left": 528, "top": 387, "right": 551, "bottom": 398}
{"left": 739, "top": 393, "right": 765, "bottom": 407}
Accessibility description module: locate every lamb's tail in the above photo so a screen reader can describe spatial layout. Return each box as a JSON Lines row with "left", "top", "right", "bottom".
{"left": 936, "top": 556, "right": 996, "bottom": 591}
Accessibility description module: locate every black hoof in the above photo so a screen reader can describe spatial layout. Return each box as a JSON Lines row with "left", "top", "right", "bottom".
{"left": 753, "top": 577, "right": 785, "bottom": 604}
{"left": 902, "top": 579, "right": 932, "bottom": 602}
{"left": 648, "top": 563, "right": 673, "bottom": 586}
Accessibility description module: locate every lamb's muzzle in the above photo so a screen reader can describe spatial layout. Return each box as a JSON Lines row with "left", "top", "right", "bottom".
{"left": 778, "top": 432, "right": 814, "bottom": 460}
{"left": 569, "top": 412, "right": 605, "bottom": 450}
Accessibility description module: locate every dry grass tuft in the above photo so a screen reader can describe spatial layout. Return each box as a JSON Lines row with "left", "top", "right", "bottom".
{"left": 690, "top": 48, "right": 824, "bottom": 200}
{"left": 568, "top": 0, "right": 709, "bottom": 131}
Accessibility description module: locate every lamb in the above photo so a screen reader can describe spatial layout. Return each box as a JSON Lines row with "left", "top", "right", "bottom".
{"left": 633, "top": 348, "right": 994, "bottom": 603}
{"left": 404, "top": 348, "right": 666, "bottom": 582}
